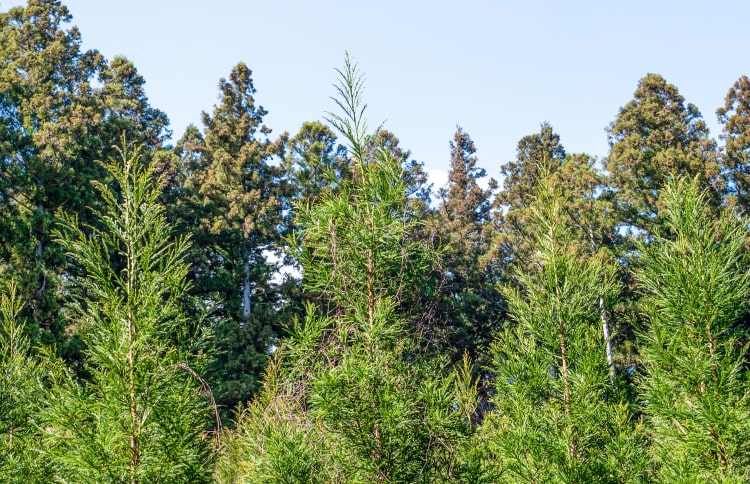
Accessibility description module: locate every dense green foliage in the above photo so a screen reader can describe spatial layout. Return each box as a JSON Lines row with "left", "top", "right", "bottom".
{"left": 2, "top": 2, "right": 750, "bottom": 482}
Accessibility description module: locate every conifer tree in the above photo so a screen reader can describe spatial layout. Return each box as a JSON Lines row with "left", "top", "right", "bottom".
{"left": 494, "top": 122, "right": 566, "bottom": 266}
{"left": 606, "top": 73, "right": 720, "bottom": 236}
{"left": 218, "top": 55, "right": 481, "bottom": 483}
{"left": 0, "top": 283, "right": 63, "bottom": 482}
{"left": 41, "top": 143, "right": 214, "bottom": 483}
{"left": 636, "top": 177, "right": 750, "bottom": 481}
{"left": 172, "top": 63, "right": 287, "bottom": 414}
{"left": 430, "top": 126, "right": 501, "bottom": 362}
{"left": 717, "top": 75, "right": 750, "bottom": 214}
{"left": 283, "top": 120, "right": 350, "bottom": 207}
{"left": 483, "top": 179, "right": 647, "bottom": 483}
{"left": 0, "top": 0, "right": 168, "bottom": 367}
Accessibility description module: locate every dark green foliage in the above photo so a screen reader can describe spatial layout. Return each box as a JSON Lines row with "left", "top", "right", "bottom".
{"left": 168, "top": 63, "right": 287, "bottom": 416}
{"left": 0, "top": 0, "right": 168, "bottom": 367}
{"left": 41, "top": 144, "right": 213, "bottom": 483}
{"left": 718, "top": 75, "right": 750, "bottom": 214}
{"left": 430, "top": 127, "right": 502, "bottom": 362}
{"left": 606, "top": 73, "right": 720, "bottom": 236}
{"left": 494, "top": 122, "right": 567, "bottom": 266}
{"left": 636, "top": 177, "right": 750, "bottom": 481}
{"left": 283, "top": 120, "right": 350, "bottom": 207}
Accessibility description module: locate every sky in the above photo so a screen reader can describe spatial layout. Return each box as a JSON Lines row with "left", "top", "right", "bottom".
{"left": 7, "top": 1, "right": 750, "bottom": 190}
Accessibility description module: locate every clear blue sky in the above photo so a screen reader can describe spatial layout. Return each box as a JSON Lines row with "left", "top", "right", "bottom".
{"left": 9, "top": 1, "right": 750, "bottom": 189}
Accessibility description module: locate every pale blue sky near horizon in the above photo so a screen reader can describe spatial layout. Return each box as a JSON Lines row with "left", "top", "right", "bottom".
{"left": 8, "top": 1, "right": 749, "bottom": 190}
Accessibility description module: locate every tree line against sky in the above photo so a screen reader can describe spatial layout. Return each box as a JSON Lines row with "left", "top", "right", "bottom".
{"left": 2, "top": 1, "right": 750, "bottom": 482}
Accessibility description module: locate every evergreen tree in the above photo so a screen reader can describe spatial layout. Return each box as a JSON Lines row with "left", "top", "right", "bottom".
{"left": 0, "top": 283, "right": 63, "bottom": 482}
{"left": 0, "top": 0, "right": 168, "bottom": 367}
{"left": 41, "top": 143, "right": 214, "bottom": 483}
{"left": 717, "top": 75, "right": 750, "bottom": 214}
{"left": 484, "top": 179, "right": 648, "bottom": 483}
{"left": 282, "top": 120, "right": 350, "bottom": 207}
{"left": 494, "top": 122, "right": 566, "bottom": 266}
{"left": 171, "top": 63, "right": 287, "bottom": 415}
{"left": 430, "top": 126, "right": 501, "bottom": 362}
{"left": 606, "top": 73, "right": 720, "bottom": 236}
{"left": 217, "top": 55, "right": 480, "bottom": 483}
{"left": 636, "top": 177, "right": 750, "bottom": 481}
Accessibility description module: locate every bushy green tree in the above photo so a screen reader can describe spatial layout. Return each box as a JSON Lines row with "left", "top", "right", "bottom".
{"left": 169, "top": 63, "right": 287, "bottom": 416}
{"left": 606, "top": 73, "right": 720, "bottom": 236}
{"left": 0, "top": 0, "right": 168, "bottom": 368}
{"left": 41, "top": 143, "right": 214, "bottom": 483}
{"left": 493, "top": 122, "right": 567, "bottom": 267}
{"left": 636, "top": 177, "right": 750, "bottom": 481}
{"left": 217, "top": 56, "right": 480, "bottom": 483}
{"left": 282, "top": 120, "right": 350, "bottom": 207}
{"left": 484, "top": 179, "right": 648, "bottom": 483}
{"left": 430, "top": 126, "right": 501, "bottom": 363}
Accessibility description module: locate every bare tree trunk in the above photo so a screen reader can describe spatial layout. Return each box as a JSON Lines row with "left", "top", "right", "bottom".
{"left": 587, "top": 224, "right": 616, "bottom": 386}
{"left": 600, "top": 295, "right": 616, "bottom": 386}
{"left": 242, "top": 235, "right": 251, "bottom": 324}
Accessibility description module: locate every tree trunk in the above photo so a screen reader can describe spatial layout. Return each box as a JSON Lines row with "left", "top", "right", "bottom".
{"left": 587, "top": 224, "right": 616, "bottom": 386}
{"left": 242, "top": 235, "right": 251, "bottom": 324}
{"left": 600, "top": 296, "right": 616, "bottom": 386}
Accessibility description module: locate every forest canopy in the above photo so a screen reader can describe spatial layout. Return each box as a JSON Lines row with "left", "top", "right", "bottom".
{"left": 2, "top": 1, "right": 750, "bottom": 482}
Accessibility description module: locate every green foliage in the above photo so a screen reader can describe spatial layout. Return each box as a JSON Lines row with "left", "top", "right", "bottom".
{"left": 606, "top": 73, "right": 720, "bottom": 236}
{"left": 0, "top": 282, "right": 63, "bottom": 482}
{"left": 41, "top": 143, "right": 214, "bottom": 483}
{"left": 484, "top": 179, "right": 648, "bottom": 483}
{"left": 0, "top": 0, "right": 168, "bottom": 368}
{"left": 429, "top": 126, "right": 502, "bottom": 362}
{"left": 636, "top": 177, "right": 750, "bottom": 482}
{"left": 283, "top": 120, "right": 350, "bottom": 207}
{"left": 718, "top": 75, "right": 750, "bottom": 214}
{"left": 167, "top": 62, "right": 288, "bottom": 417}
{"left": 221, "top": 56, "right": 479, "bottom": 483}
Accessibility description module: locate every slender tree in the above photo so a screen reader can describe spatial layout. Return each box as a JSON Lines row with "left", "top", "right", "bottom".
{"left": 218, "top": 55, "right": 481, "bottom": 483}
{"left": 484, "top": 179, "right": 648, "bottom": 483}
{"left": 41, "top": 143, "right": 214, "bottom": 483}
{"left": 430, "top": 126, "right": 501, "bottom": 362}
{"left": 636, "top": 177, "right": 750, "bottom": 481}
{"left": 0, "top": 283, "right": 63, "bottom": 482}
{"left": 171, "top": 63, "right": 287, "bottom": 414}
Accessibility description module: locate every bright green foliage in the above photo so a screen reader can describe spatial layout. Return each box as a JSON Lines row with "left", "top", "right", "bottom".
{"left": 214, "top": 351, "right": 332, "bottom": 483}
{"left": 636, "top": 177, "right": 750, "bottom": 482}
{"left": 430, "top": 126, "right": 501, "bottom": 362}
{"left": 606, "top": 74, "right": 720, "bottom": 236}
{"left": 170, "top": 63, "right": 287, "bottom": 415}
{"left": 0, "top": 0, "right": 168, "bottom": 367}
{"left": 291, "top": 146, "right": 434, "bottom": 321}
{"left": 41, "top": 144, "right": 213, "bottom": 483}
{"left": 0, "top": 283, "right": 63, "bottom": 482}
{"left": 219, "top": 56, "right": 479, "bottom": 483}
{"left": 718, "top": 75, "right": 750, "bottom": 214}
{"left": 484, "top": 180, "right": 648, "bottom": 483}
